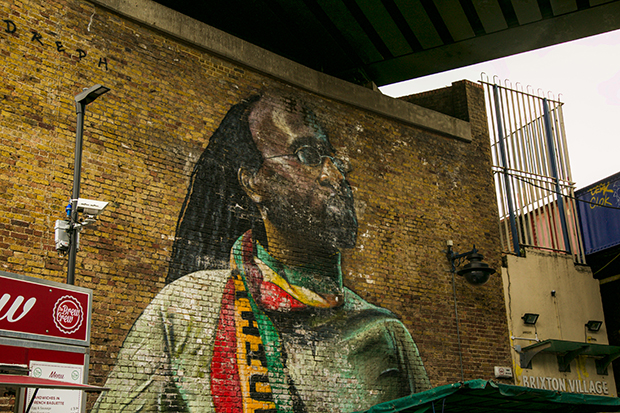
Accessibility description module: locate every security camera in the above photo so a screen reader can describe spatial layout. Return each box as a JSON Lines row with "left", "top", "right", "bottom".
{"left": 74, "top": 198, "right": 109, "bottom": 217}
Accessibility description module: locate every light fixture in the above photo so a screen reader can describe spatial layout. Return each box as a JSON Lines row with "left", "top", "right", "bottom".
{"left": 446, "top": 241, "right": 496, "bottom": 285}
{"left": 446, "top": 241, "right": 497, "bottom": 382}
{"left": 65, "top": 84, "right": 111, "bottom": 285}
{"left": 75, "top": 84, "right": 110, "bottom": 105}
{"left": 522, "top": 313, "right": 539, "bottom": 325}
{"left": 586, "top": 320, "right": 602, "bottom": 332}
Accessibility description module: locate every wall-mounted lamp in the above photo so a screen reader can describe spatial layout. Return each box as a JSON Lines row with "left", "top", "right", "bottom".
{"left": 585, "top": 320, "right": 603, "bottom": 332}
{"left": 522, "top": 313, "right": 539, "bottom": 325}
{"left": 446, "top": 241, "right": 496, "bottom": 285}
{"left": 446, "top": 240, "right": 497, "bottom": 381}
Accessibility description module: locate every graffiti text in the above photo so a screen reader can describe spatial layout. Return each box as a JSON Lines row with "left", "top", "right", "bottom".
{"left": 2, "top": 19, "right": 109, "bottom": 70}
{"left": 589, "top": 182, "right": 614, "bottom": 209}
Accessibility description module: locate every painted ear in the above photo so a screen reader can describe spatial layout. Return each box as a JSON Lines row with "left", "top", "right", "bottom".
{"left": 238, "top": 167, "right": 264, "bottom": 204}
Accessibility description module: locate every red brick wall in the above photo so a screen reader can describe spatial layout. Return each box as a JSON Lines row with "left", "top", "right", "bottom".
{"left": 0, "top": 0, "right": 511, "bottom": 411}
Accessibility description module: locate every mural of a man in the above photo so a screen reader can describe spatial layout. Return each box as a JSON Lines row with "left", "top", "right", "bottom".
{"left": 94, "top": 91, "right": 430, "bottom": 413}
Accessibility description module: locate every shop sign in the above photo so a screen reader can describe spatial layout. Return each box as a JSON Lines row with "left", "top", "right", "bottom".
{"left": 26, "top": 361, "right": 84, "bottom": 413}
{"left": 522, "top": 375, "right": 610, "bottom": 395}
{"left": 0, "top": 273, "right": 90, "bottom": 344}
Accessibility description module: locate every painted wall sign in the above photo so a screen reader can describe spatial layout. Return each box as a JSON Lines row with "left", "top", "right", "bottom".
{"left": 2, "top": 18, "right": 109, "bottom": 70}
{"left": 521, "top": 375, "right": 610, "bottom": 395}
{"left": 0, "top": 272, "right": 91, "bottom": 344}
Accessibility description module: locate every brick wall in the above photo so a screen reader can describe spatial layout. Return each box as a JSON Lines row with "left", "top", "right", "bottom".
{"left": 0, "top": 0, "right": 511, "bottom": 411}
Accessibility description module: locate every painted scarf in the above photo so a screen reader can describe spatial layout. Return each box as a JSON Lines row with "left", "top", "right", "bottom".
{"left": 210, "top": 231, "right": 342, "bottom": 413}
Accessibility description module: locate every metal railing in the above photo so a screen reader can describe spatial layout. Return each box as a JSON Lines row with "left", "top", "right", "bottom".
{"left": 481, "top": 76, "right": 585, "bottom": 263}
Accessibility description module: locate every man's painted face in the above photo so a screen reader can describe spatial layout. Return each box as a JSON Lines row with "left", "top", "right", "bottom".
{"left": 247, "top": 96, "right": 358, "bottom": 251}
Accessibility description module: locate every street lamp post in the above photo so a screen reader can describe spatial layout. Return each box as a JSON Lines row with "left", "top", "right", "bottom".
{"left": 67, "top": 84, "right": 110, "bottom": 285}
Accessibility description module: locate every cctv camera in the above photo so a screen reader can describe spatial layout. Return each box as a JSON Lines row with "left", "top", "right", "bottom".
{"left": 74, "top": 198, "right": 109, "bottom": 217}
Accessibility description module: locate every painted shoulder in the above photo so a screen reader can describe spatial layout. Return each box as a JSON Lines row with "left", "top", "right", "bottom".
{"left": 93, "top": 269, "right": 231, "bottom": 413}
{"left": 160, "top": 268, "right": 231, "bottom": 300}
{"left": 343, "top": 287, "right": 396, "bottom": 317}
{"left": 342, "top": 287, "right": 431, "bottom": 393}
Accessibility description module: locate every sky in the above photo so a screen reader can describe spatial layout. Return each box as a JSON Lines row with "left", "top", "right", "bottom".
{"left": 380, "top": 29, "right": 620, "bottom": 190}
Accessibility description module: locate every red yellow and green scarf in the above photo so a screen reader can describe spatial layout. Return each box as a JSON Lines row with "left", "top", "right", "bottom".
{"left": 210, "top": 231, "right": 342, "bottom": 413}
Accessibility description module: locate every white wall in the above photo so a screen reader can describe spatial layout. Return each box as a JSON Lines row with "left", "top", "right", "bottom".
{"left": 502, "top": 248, "right": 617, "bottom": 396}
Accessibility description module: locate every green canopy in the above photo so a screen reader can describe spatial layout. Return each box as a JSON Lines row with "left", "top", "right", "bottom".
{"left": 358, "top": 380, "right": 620, "bottom": 413}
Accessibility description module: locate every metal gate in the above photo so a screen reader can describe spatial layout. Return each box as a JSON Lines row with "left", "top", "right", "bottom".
{"left": 482, "top": 76, "right": 585, "bottom": 263}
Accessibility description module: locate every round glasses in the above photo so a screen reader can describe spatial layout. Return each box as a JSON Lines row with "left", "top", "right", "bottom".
{"left": 266, "top": 145, "right": 349, "bottom": 172}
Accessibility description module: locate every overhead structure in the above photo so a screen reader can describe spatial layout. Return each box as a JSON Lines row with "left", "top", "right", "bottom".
{"left": 152, "top": 0, "right": 620, "bottom": 86}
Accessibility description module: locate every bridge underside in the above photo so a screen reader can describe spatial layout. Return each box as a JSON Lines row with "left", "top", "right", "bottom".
{"left": 152, "top": 0, "right": 620, "bottom": 86}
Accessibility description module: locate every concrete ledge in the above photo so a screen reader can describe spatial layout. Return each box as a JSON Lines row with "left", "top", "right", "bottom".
{"left": 89, "top": 0, "right": 471, "bottom": 141}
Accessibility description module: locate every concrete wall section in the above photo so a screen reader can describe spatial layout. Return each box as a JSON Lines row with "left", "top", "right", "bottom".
{"left": 502, "top": 248, "right": 616, "bottom": 396}
{"left": 88, "top": 0, "right": 471, "bottom": 142}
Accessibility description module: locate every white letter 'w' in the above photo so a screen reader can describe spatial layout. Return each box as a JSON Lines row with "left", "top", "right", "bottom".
{"left": 0, "top": 294, "right": 37, "bottom": 322}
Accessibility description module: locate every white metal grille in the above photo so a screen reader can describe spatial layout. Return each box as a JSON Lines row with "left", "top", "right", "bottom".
{"left": 481, "top": 76, "right": 585, "bottom": 263}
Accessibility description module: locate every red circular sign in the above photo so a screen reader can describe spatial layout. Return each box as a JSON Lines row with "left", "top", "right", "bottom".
{"left": 53, "top": 295, "right": 84, "bottom": 334}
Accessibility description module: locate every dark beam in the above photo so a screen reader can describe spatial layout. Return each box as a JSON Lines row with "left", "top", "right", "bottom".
{"left": 367, "top": 0, "right": 620, "bottom": 86}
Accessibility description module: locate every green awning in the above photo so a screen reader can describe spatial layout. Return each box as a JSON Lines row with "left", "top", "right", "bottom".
{"left": 357, "top": 380, "right": 620, "bottom": 413}
{"left": 519, "top": 339, "right": 620, "bottom": 373}
{"left": 522, "top": 340, "right": 620, "bottom": 357}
